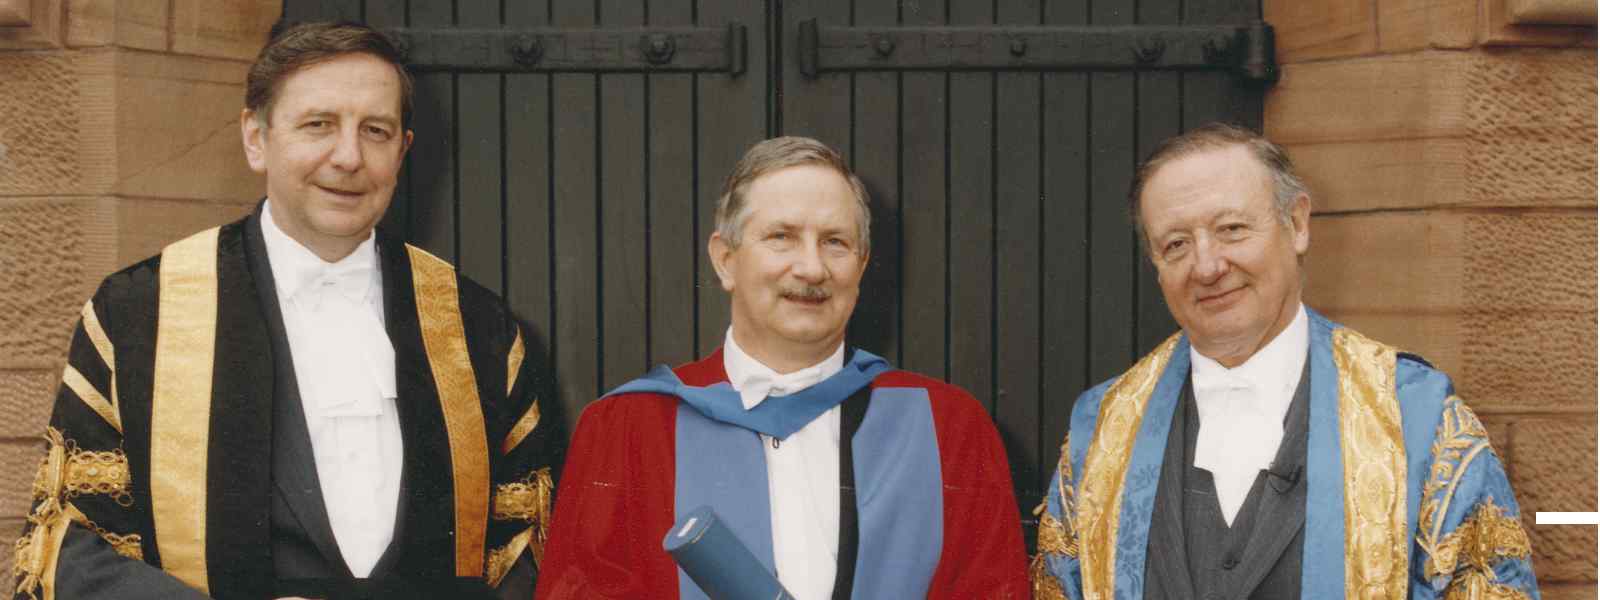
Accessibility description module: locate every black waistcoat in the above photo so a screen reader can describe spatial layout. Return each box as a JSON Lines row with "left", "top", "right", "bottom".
{"left": 1143, "top": 359, "right": 1311, "bottom": 600}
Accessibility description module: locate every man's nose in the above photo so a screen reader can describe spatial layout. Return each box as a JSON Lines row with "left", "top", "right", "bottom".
{"left": 328, "top": 127, "right": 364, "bottom": 171}
{"left": 790, "top": 244, "right": 830, "bottom": 283}
{"left": 1191, "top": 238, "right": 1229, "bottom": 284}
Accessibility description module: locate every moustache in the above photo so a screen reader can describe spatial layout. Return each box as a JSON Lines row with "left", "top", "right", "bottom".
{"left": 779, "top": 286, "right": 831, "bottom": 302}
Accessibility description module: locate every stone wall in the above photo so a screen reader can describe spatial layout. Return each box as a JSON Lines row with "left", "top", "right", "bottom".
{"left": 1268, "top": 0, "right": 1598, "bottom": 595}
{"left": 0, "top": 0, "right": 275, "bottom": 570}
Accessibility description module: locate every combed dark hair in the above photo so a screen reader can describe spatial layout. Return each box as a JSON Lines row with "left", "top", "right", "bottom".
{"left": 1127, "top": 122, "right": 1309, "bottom": 252}
{"left": 716, "top": 136, "right": 872, "bottom": 254}
{"left": 246, "top": 21, "right": 413, "bottom": 126}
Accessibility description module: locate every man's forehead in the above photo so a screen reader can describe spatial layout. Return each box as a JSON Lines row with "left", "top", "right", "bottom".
{"left": 273, "top": 54, "right": 403, "bottom": 117}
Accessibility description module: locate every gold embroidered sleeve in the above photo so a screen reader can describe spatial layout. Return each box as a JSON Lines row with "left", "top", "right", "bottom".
{"left": 1415, "top": 397, "right": 1534, "bottom": 600}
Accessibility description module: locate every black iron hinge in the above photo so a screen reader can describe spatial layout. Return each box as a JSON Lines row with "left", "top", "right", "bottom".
{"left": 385, "top": 23, "right": 747, "bottom": 76}
{"left": 797, "top": 19, "right": 1276, "bottom": 85}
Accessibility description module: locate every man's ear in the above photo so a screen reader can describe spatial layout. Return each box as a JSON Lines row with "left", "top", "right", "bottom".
{"left": 241, "top": 108, "right": 267, "bottom": 174}
{"left": 1290, "top": 193, "right": 1311, "bottom": 256}
{"left": 401, "top": 129, "right": 414, "bottom": 157}
{"left": 708, "top": 232, "right": 736, "bottom": 292}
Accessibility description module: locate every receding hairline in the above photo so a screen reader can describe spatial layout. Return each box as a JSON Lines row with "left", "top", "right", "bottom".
{"left": 251, "top": 51, "right": 408, "bottom": 126}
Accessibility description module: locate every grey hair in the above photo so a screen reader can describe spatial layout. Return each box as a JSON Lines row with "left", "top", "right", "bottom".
{"left": 1127, "top": 123, "right": 1309, "bottom": 253}
{"left": 715, "top": 136, "right": 872, "bottom": 254}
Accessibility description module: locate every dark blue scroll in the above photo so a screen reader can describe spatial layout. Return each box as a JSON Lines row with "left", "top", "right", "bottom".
{"left": 662, "top": 506, "right": 796, "bottom": 600}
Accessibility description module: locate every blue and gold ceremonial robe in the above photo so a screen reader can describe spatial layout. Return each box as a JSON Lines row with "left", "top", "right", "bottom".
{"left": 1032, "top": 310, "right": 1538, "bottom": 600}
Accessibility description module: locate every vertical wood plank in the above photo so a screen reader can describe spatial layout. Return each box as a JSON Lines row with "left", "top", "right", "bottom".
{"left": 407, "top": 0, "right": 456, "bottom": 261}
{"left": 848, "top": 0, "right": 901, "bottom": 363}
{"left": 457, "top": 0, "right": 504, "bottom": 294}
{"left": 1135, "top": 0, "right": 1184, "bottom": 355}
{"left": 897, "top": 0, "right": 947, "bottom": 379}
{"left": 599, "top": 0, "right": 649, "bottom": 391}
{"left": 1040, "top": 0, "right": 1092, "bottom": 493}
{"left": 1183, "top": 0, "right": 1264, "bottom": 129}
{"left": 947, "top": 0, "right": 994, "bottom": 411}
{"left": 1087, "top": 1, "right": 1138, "bottom": 385}
{"left": 647, "top": 0, "right": 699, "bottom": 367}
{"left": 780, "top": 0, "right": 849, "bottom": 147}
{"left": 504, "top": 1, "right": 556, "bottom": 426}
{"left": 368, "top": 0, "right": 410, "bottom": 240}
{"left": 284, "top": 0, "right": 360, "bottom": 22}
{"left": 553, "top": 0, "right": 602, "bottom": 424}
{"left": 995, "top": 0, "right": 1043, "bottom": 529}
{"left": 696, "top": 0, "right": 770, "bottom": 356}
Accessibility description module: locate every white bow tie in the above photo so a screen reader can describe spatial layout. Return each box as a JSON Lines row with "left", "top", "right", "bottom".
{"left": 738, "top": 364, "right": 827, "bottom": 410}
{"left": 291, "top": 261, "right": 374, "bottom": 311}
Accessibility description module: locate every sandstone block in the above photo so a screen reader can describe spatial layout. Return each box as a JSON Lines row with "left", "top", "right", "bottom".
{"left": 0, "top": 49, "right": 261, "bottom": 201}
{"left": 64, "top": 0, "right": 165, "bottom": 51}
{"left": 1510, "top": 419, "right": 1597, "bottom": 582}
{"left": 116, "top": 197, "right": 255, "bottom": 265}
{"left": 1540, "top": 583, "right": 1600, "bottom": 599}
{"left": 1377, "top": 0, "right": 1477, "bottom": 52}
{"left": 1307, "top": 211, "right": 1596, "bottom": 412}
{"left": 172, "top": 0, "right": 277, "bottom": 61}
{"left": 0, "top": 198, "right": 109, "bottom": 371}
{"left": 0, "top": 370, "right": 56, "bottom": 440}
{"left": 1509, "top": 0, "right": 1597, "bottom": 25}
{"left": 0, "top": 438, "right": 44, "bottom": 519}
{"left": 0, "top": 51, "right": 81, "bottom": 196}
{"left": 1264, "top": 0, "right": 1376, "bottom": 62}
{"left": 0, "top": 0, "right": 64, "bottom": 48}
{"left": 0, "top": 516, "right": 21, "bottom": 574}
{"left": 1271, "top": 48, "right": 1596, "bottom": 211}
{"left": 1483, "top": 0, "right": 1597, "bottom": 46}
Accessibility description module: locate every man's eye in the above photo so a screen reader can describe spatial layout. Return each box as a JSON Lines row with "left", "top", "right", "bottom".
{"left": 304, "top": 120, "right": 331, "bottom": 129}
{"left": 364, "top": 125, "right": 393, "bottom": 140}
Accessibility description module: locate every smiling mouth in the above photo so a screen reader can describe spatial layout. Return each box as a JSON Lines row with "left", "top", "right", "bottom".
{"left": 317, "top": 185, "right": 363, "bottom": 197}
{"left": 1197, "top": 287, "right": 1243, "bottom": 305}
{"left": 781, "top": 293, "right": 830, "bottom": 306}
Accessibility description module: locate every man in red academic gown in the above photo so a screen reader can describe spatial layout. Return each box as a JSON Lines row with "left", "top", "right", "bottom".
{"left": 536, "top": 136, "right": 1029, "bottom": 599}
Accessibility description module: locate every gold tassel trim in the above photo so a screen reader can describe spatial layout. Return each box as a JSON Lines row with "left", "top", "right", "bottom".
{"left": 1029, "top": 551, "right": 1069, "bottom": 600}
{"left": 33, "top": 442, "right": 132, "bottom": 507}
{"left": 492, "top": 468, "right": 553, "bottom": 525}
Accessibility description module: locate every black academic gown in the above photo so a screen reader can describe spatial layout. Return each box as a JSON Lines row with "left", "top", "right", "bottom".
{"left": 13, "top": 208, "right": 557, "bottom": 600}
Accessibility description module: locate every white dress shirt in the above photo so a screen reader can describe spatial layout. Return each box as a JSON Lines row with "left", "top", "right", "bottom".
{"left": 722, "top": 328, "right": 844, "bottom": 600}
{"left": 262, "top": 202, "right": 403, "bottom": 577}
{"left": 1189, "top": 304, "right": 1309, "bottom": 526}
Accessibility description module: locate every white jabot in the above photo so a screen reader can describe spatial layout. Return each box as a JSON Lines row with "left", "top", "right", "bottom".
{"left": 722, "top": 328, "right": 844, "bottom": 600}
{"left": 262, "top": 201, "right": 402, "bottom": 577}
{"left": 1189, "top": 304, "right": 1308, "bottom": 526}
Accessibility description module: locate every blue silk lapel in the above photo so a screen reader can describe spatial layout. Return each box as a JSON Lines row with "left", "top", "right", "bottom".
{"left": 1301, "top": 308, "right": 1346, "bottom": 600}
{"left": 1113, "top": 337, "right": 1191, "bottom": 598}
{"left": 604, "top": 348, "right": 892, "bottom": 439}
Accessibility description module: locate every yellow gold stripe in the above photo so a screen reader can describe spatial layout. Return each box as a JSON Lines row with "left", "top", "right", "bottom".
{"left": 500, "top": 330, "right": 540, "bottom": 454}
{"left": 1076, "top": 334, "right": 1179, "bottom": 600}
{"left": 501, "top": 403, "right": 541, "bottom": 455}
{"left": 61, "top": 366, "right": 121, "bottom": 433}
{"left": 1331, "top": 328, "right": 1408, "bottom": 600}
{"left": 486, "top": 526, "right": 535, "bottom": 587}
{"left": 80, "top": 300, "right": 118, "bottom": 412}
{"left": 408, "top": 245, "right": 490, "bottom": 578}
{"left": 507, "top": 329, "right": 525, "bottom": 397}
{"left": 149, "top": 227, "right": 219, "bottom": 594}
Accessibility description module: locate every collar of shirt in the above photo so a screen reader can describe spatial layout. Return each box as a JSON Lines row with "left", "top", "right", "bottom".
{"left": 723, "top": 327, "right": 846, "bottom": 411}
{"left": 261, "top": 200, "right": 381, "bottom": 313}
{"left": 1188, "top": 303, "right": 1309, "bottom": 524}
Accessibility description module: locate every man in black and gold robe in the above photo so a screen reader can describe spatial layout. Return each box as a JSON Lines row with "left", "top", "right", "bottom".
{"left": 12, "top": 22, "right": 555, "bottom": 600}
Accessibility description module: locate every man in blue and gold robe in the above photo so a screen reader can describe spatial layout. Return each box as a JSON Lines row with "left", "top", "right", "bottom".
{"left": 1032, "top": 123, "right": 1538, "bottom": 600}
